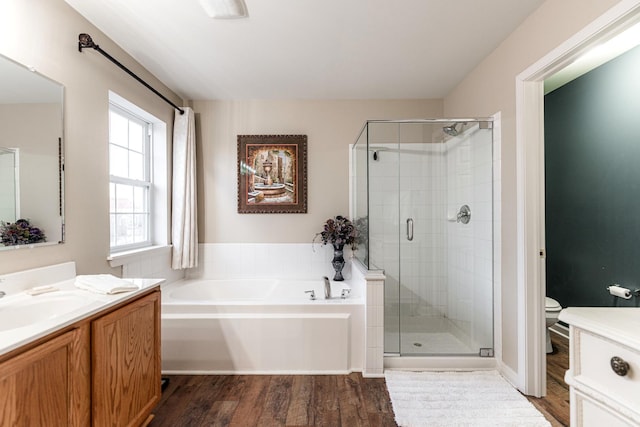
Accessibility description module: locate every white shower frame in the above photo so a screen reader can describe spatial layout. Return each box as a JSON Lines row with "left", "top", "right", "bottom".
{"left": 516, "top": 0, "right": 640, "bottom": 397}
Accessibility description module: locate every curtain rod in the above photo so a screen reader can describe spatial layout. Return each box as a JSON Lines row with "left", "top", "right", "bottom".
{"left": 78, "top": 33, "right": 185, "bottom": 115}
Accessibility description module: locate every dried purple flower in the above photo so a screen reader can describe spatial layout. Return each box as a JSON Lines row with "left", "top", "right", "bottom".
{"left": 314, "top": 215, "right": 357, "bottom": 249}
{"left": 0, "top": 219, "right": 47, "bottom": 246}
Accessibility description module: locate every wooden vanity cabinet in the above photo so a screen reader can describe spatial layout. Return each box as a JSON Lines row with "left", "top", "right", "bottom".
{"left": 92, "top": 290, "right": 161, "bottom": 427}
{"left": 0, "top": 325, "right": 91, "bottom": 426}
{"left": 0, "top": 288, "right": 160, "bottom": 427}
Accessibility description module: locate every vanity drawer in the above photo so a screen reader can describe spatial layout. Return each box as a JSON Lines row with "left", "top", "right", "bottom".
{"left": 574, "top": 329, "right": 640, "bottom": 409}
{"left": 572, "top": 389, "right": 636, "bottom": 427}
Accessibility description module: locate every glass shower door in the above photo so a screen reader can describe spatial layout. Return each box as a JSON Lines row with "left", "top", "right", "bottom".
{"left": 398, "top": 122, "right": 450, "bottom": 355}
{"left": 396, "top": 121, "right": 494, "bottom": 356}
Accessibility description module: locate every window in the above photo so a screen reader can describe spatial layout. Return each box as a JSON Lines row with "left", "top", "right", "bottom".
{"left": 109, "top": 104, "right": 152, "bottom": 251}
{"left": 107, "top": 91, "right": 169, "bottom": 261}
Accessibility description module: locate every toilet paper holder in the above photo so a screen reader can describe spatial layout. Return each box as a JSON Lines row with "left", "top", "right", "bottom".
{"left": 607, "top": 284, "right": 640, "bottom": 299}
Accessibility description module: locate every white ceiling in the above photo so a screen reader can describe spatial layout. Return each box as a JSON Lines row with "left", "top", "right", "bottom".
{"left": 64, "top": 0, "right": 545, "bottom": 101}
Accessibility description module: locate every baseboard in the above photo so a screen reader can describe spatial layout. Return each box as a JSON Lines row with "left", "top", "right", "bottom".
{"left": 161, "top": 369, "right": 354, "bottom": 375}
{"left": 362, "top": 372, "right": 385, "bottom": 378}
{"left": 550, "top": 323, "right": 569, "bottom": 340}
{"left": 497, "top": 360, "right": 520, "bottom": 390}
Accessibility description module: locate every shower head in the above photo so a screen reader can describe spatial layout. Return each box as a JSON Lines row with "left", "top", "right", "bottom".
{"left": 443, "top": 122, "right": 466, "bottom": 137}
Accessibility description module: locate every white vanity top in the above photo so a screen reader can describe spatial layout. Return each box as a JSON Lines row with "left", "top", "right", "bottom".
{"left": 559, "top": 307, "right": 640, "bottom": 350}
{"left": 0, "top": 262, "right": 163, "bottom": 357}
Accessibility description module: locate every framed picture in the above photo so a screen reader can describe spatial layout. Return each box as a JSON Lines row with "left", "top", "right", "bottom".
{"left": 237, "top": 134, "right": 308, "bottom": 214}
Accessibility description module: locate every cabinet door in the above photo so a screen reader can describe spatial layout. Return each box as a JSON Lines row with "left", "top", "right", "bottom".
{"left": 0, "top": 326, "right": 90, "bottom": 426}
{"left": 92, "top": 291, "right": 160, "bottom": 427}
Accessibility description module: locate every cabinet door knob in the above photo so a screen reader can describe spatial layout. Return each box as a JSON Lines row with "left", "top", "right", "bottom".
{"left": 610, "top": 356, "right": 630, "bottom": 376}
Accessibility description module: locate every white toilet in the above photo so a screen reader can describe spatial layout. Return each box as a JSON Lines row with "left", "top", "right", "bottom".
{"left": 545, "top": 297, "right": 562, "bottom": 353}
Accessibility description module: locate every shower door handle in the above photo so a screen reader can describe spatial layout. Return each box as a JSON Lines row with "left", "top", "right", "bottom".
{"left": 406, "top": 218, "right": 414, "bottom": 241}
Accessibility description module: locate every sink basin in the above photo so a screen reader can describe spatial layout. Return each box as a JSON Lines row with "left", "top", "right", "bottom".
{"left": 0, "top": 293, "right": 96, "bottom": 332}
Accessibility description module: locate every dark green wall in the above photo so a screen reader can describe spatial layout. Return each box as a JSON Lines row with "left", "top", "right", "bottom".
{"left": 545, "top": 44, "right": 640, "bottom": 308}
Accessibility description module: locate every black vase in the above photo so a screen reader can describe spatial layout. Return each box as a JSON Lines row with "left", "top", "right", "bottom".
{"left": 332, "top": 243, "right": 345, "bottom": 281}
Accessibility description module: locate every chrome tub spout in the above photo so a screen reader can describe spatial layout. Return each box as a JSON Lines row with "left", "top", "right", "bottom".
{"left": 323, "top": 276, "right": 331, "bottom": 299}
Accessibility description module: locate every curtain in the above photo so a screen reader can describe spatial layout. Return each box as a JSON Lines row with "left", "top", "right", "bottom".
{"left": 171, "top": 107, "right": 198, "bottom": 269}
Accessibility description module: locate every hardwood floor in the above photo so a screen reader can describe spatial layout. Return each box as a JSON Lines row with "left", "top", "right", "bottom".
{"left": 150, "top": 373, "right": 397, "bottom": 427}
{"left": 151, "top": 335, "right": 570, "bottom": 426}
{"left": 526, "top": 332, "right": 571, "bottom": 427}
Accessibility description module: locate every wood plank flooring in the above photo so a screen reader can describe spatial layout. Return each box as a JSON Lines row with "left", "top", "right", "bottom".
{"left": 526, "top": 332, "right": 571, "bottom": 427}
{"left": 151, "top": 335, "right": 570, "bottom": 426}
{"left": 150, "top": 373, "right": 396, "bottom": 427}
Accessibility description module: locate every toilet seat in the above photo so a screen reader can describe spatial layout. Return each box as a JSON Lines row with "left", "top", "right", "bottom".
{"left": 545, "top": 297, "right": 562, "bottom": 312}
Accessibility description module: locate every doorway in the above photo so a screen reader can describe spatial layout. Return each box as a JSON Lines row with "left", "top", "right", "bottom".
{"left": 516, "top": 1, "right": 640, "bottom": 397}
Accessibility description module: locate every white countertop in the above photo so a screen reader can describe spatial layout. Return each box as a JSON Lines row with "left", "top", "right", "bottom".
{"left": 0, "top": 277, "right": 163, "bottom": 357}
{"left": 558, "top": 307, "right": 640, "bottom": 351}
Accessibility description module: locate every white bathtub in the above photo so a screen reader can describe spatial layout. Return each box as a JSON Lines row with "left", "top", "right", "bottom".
{"left": 161, "top": 278, "right": 365, "bottom": 374}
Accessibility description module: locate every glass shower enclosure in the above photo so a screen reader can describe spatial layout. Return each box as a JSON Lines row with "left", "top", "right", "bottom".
{"left": 352, "top": 119, "right": 494, "bottom": 357}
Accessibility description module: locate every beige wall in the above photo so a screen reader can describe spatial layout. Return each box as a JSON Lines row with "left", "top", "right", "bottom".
{"left": 443, "top": 0, "right": 622, "bottom": 373}
{"left": 193, "top": 99, "right": 442, "bottom": 244}
{"left": 0, "top": 0, "right": 181, "bottom": 275}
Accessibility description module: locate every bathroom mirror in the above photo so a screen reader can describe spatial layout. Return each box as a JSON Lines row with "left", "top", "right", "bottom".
{"left": 0, "top": 54, "right": 64, "bottom": 249}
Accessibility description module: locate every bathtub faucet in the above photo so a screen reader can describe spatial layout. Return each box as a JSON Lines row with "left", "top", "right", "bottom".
{"left": 323, "top": 276, "right": 331, "bottom": 299}
{"left": 304, "top": 290, "right": 316, "bottom": 300}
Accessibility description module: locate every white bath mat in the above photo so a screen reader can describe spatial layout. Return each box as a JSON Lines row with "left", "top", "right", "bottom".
{"left": 385, "top": 370, "right": 551, "bottom": 427}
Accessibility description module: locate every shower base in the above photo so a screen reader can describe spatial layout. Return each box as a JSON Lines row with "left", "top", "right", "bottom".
{"left": 385, "top": 316, "right": 478, "bottom": 355}
{"left": 383, "top": 314, "right": 496, "bottom": 370}
{"left": 385, "top": 315, "right": 475, "bottom": 355}
{"left": 399, "top": 331, "right": 472, "bottom": 354}
{"left": 384, "top": 354, "right": 496, "bottom": 371}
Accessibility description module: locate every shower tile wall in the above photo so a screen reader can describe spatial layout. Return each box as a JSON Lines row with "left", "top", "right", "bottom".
{"left": 367, "top": 122, "right": 400, "bottom": 329}
{"left": 366, "top": 142, "right": 399, "bottom": 283}
{"left": 399, "top": 138, "right": 447, "bottom": 317}
{"left": 367, "top": 123, "right": 448, "bottom": 332}
{"left": 445, "top": 129, "right": 493, "bottom": 349}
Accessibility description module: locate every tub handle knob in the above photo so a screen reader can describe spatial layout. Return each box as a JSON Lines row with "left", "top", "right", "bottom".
{"left": 341, "top": 289, "right": 351, "bottom": 299}
{"left": 305, "top": 290, "right": 316, "bottom": 300}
